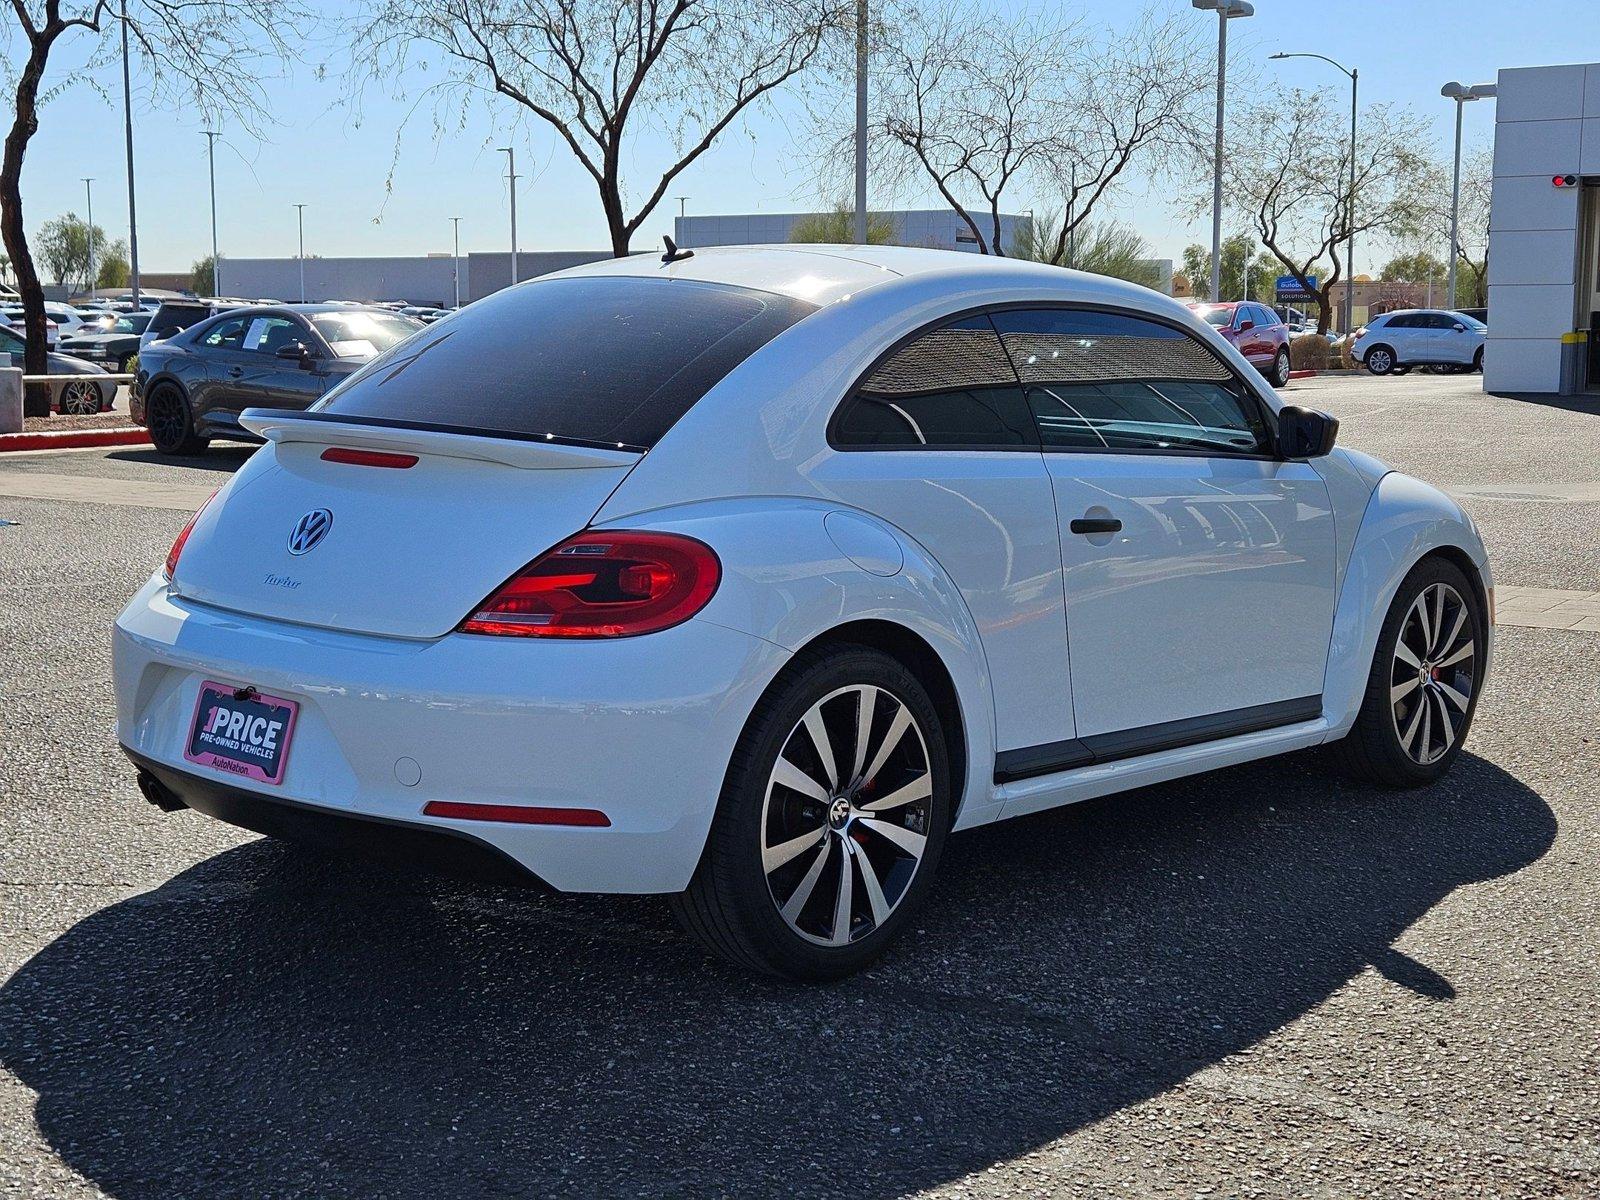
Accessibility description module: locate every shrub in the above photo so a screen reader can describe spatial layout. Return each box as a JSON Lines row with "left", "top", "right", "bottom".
{"left": 1289, "top": 332, "right": 1330, "bottom": 371}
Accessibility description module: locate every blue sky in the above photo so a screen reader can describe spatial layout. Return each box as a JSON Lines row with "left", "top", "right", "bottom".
{"left": 11, "top": 0, "right": 1594, "bottom": 275}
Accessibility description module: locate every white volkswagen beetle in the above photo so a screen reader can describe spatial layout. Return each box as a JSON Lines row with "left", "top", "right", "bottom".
{"left": 114, "top": 246, "right": 1491, "bottom": 980}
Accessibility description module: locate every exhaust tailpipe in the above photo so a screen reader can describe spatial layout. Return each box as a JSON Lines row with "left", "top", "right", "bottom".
{"left": 136, "top": 769, "right": 187, "bottom": 813}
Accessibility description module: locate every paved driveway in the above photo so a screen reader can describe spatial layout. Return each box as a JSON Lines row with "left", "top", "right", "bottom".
{"left": 0, "top": 377, "right": 1596, "bottom": 1198}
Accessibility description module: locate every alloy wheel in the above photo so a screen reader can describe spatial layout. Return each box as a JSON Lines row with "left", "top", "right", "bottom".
{"left": 1368, "top": 348, "right": 1393, "bottom": 374}
{"left": 148, "top": 391, "right": 185, "bottom": 449}
{"left": 1389, "top": 582, "right": 1477, "bottom": 765}
{"left": 58, "top": 380, "right": 100, "bottom": 416}
{"left": 760, "top": 684, "right": 933, "bottom": 947}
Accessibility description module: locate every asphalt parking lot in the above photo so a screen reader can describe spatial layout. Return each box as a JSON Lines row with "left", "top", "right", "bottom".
{"left": 1, "top": 373, "right": 1596, "bottom": 1198}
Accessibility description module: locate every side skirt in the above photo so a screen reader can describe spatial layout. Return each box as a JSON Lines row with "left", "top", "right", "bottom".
{"left": 994, "top": 695, "right": 1323, "bottom": 784}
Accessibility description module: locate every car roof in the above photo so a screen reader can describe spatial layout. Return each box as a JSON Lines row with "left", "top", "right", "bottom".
{"left": 544, "top": 243, "right": 1175, "bottom": 311}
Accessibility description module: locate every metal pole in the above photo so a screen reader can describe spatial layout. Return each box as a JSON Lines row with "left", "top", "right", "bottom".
{"left": 451, "top": 217, "right": 462, "bottom": 308}
{"left": 120, "top": 0, "right": 140, "bottom": 307}
{"left": 1209, "top": 8, "right": 1227, "bottom": 302}
{"left": 1068, "top": 163, "right": 1077, "bottom": 268}
{"left": 204, "top": 130, "right": 221, "bottom": 296}
{"left": 677, "top": 197, "right": 689, "bottom": 218}
{"left": 854, "top": 0, "right": 868, "bottom": 245}
{"left": 1448, "top": 96, "right": 1464, "bottom": 310}
{"left": 293, "top": 204, "right": 307, "bottom": 302}
{"left": 499, "top": 147, "right": 518, "bottom": 285}
{"left": 1345, "top": 68, "right": 1358, "bottom": 336}
{"left": 82, "top": 178, "right": 94, "bottom": 296}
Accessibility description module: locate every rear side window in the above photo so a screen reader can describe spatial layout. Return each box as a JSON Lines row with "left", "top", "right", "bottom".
{"left": 150, "top": 304, "right": 213, "bottom": 340}
{"left": 832, "top": 315, "right": 1036, "bottom": 448}
{"left": 990, "top": 308, "right": 1268, "bottom": 455}
{"left": 317, "top": 277, "right": 816, "bottom": 450}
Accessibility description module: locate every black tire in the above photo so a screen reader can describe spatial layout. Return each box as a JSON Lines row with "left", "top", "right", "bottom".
{"left": 1365, "top": 344, "right": 1397, "bottom": 375}
{"left": 1271, "top": 346, "right": 1292, "bottom": 387}
{"left": 146, "top": 384, "right": 209, "bottom": 456}
{"left": 1326, "top": 556, "right": 1485, "bottom": 789}
{"left": 672, "top": 643, "right": 953, "bottom": 981}
{"left": 1472, "top": 347, "right": 1484, "bottom": 373}
{"left": 116, "top": 353, "right": 133, "bottom": 375}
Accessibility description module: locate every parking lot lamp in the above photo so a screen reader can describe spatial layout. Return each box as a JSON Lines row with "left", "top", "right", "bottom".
{"left": 293, "top": 203, "right": 308, "bottom": 302}
{"left": 82, "top": 179, "right": 94, "bottom": 297}
{"left": 1271, "top": 51, "right": 1358, "bottom": 334}
{"left": 450, "top": 216, "right": 462, "bottom": 308}
{"left": 1440, "top": 82, "right": 1496, "bottom": 310}
{"left": 120, "top": 0, "right": 140, "bottom": 308}
{"left": 498, "top": 147, "right": 518, "bottom": 285}
{"left": 203, "top": 130, "right": 221, "bottom": 297}
{"left": 1193, "top": 0, "right": 1254, "bottom": 303}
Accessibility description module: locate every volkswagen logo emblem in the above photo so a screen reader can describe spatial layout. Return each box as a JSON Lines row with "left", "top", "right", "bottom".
{"left": 287, "top": 508, "right": 334, "bottom": 556}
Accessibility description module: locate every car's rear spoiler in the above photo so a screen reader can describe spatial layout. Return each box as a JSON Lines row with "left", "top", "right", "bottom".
{"left": 237, "top": 409, "right": 644, "bottom": 471}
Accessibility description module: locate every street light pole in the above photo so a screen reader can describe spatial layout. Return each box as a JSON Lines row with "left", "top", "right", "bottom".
{"left": 1270, "top": 51, "right": 1358, "bottom": 334}
{"left": 293, "top": 203, "right": 308, "bottom": 302}
{"left": 450, "top": 216, "right": 462, "bottom": 309}
{"left": 498, "top": 147, "right": 519, "bottom": 285}
{"left": 1441, "top": 82, "right": 1497, "bottom": 310}
{"left": 1193, "top": 1, "right": 1254, "bottom": 303}
{"left": 82, "top": 178, "right": 94, "bottom": 297}
{"left": 853, "top": 0, "right": 868, "bottom": 245}
{"left": 203, "top": 129, "right": 221, "bottom": 297}
{"left": 120, "top": 0, "right": 140, "bottom": 308}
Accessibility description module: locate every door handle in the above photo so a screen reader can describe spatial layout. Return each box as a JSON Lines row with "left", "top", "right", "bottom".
{"left": 1070, "top": 517, "right": 1122, "bottom": 536}
{"left": 228, "top": 366, "right": 244, "bottom": 378}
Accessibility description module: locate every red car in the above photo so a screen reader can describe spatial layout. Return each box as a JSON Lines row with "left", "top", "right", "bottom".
{"left": 1187, "top": 301, "right": 1292, "bottom": 387}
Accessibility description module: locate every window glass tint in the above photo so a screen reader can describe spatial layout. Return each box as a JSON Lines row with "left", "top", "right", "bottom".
{"left": 310, "top": 311, "right": 421, "bottom": 357}
{"left": 153, "top": 303, "right": 213, "bottom": 340}
{"left": 0, "top": 326, "right": 21, "bottom": 353}
{"left": 990, "top": 308, "right": 1266, "bottom": 455}
{"left": 318, "top": 277, "right": 815, "bottom": 449}
{"left": 201, "top": 317, "right": 249, "bottom": 350}
{"left": 1423, "top": 313, "right": 1457, "bottom": 329}
{"left": 243, "top": 316, "right": 303, "bottom": 354}
{"left": 1386, "top": 313, "right": 1418, "bottom": 329}
{"left": 832, "top": 315, "right": 1035, "bottom": 448}
{"left": 1192, "top": 305, "right": 1233, "bottom": 327}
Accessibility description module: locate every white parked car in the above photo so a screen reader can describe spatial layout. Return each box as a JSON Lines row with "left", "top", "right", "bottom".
{"left": 1352, "top": 309, "right": 1486, "bottom": 375}
{"left": 114, "top": 247, "right": 1492, "bottom": 980}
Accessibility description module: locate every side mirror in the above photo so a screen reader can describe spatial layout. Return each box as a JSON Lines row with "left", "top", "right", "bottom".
{"left": 1452, "top": 322, "right": 1466, "bottom": 332}
{"left": 275, "top": 341, "right": 316, "bottom": 369}
{"left": 1277, "top": 405, "right": 1338, "bottom": 458}
{"left": 1237, "top": 319, "right": 1255, "bottom": 331}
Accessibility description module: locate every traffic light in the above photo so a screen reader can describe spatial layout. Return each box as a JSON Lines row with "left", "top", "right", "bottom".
{"left": 1553, "top": 174, "right": 1578, "bottom": 188}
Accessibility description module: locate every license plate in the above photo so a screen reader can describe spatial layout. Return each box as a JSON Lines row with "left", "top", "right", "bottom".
{"left": 184, "top": 681, "right": 299, "bottom": 786}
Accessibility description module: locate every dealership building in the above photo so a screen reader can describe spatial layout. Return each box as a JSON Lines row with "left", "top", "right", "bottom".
{"left": 1486, "top": 61, "right": 1600, "bottom": 394}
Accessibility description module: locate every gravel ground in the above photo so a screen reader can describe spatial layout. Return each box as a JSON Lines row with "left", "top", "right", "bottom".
{"left": 0, "top": 374, "right": 1596, "bottom": 1198}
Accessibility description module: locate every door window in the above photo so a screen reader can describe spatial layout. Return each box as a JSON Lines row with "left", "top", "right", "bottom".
{"left": 989, "top": 308, "right": 1268, "bottom": 455}
{"left": 243, "top": 317, "right": 307, "bottom": 354}
{"left": 832, "top": 315, "right": 1035, "bottom": 448}
{"left": 200, "top": 317, "right": 250, "bottom": 350}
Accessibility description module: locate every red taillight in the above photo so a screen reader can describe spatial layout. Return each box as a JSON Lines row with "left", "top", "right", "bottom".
{"left": 163, "top": 488, "right": 221, "bottom": 581}
{"left": 423, "top": 800, "right": 611, "bottom": 827}
{"left": 460, "top": 531, "right": 721, "bottom": 638}
{"left": 320, "top": 447, "right": 418, "bottom": 469}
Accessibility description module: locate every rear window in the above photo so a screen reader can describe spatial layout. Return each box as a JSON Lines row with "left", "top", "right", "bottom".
{"left": 1191, "top": 305, "right": 1233, "bottom": 327}
{"left": 151, "top": 303, "right": 215, "bottom": 340}
{"left": 316, "top": 277, "right": 816, "bottom": 450}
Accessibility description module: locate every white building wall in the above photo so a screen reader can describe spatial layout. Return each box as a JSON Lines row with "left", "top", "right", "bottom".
{"left": 1485, "top": 63, "right": 1597, "bottom": 393}
{"left": 673, "top": 209, "right": 1033, "bottom": 256}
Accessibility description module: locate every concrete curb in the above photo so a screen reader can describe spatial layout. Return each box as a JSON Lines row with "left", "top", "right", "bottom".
{"left": 0, "top": 427, "right": 151, "bottom": 453}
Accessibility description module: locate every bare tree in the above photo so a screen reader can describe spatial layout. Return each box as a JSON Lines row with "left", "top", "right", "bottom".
{"left": 870, "top": 5, "right": 1209, "bottom": 258}
{"left": 1, "top": 1, "right": 299, "bottom": 415}
{"left": 352, "top": 0, "right": 842, "bottom": 257}
{"left": 1439, "top": 143, "right": 1490, "bottom": 308}
{"left": 1219, "top": 88, "right": 1434, "bottom": 334}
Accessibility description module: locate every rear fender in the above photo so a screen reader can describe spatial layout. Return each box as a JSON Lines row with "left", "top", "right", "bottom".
{"left": 1323, "top": 472, "right": 1492, "bottom": 737}
{"left": 603, "top": 497, "right": 1002, "bottom": 828}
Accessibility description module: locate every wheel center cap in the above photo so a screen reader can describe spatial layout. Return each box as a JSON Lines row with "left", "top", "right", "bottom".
{"left": 827, "top": 797, "right": 852, "bottom": 829}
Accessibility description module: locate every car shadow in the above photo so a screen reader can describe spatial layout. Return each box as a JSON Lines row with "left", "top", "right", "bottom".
{"left": 107, "top": 445, "right": 256, "bottom": 472}
{"left": 0, "top": 749, "right": 1553, "bottom": 1198}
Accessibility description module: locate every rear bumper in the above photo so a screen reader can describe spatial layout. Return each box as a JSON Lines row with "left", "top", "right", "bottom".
{"left": 113, "top": 575, "right": 792, "bottom": 893}
{"left": 126, "top": 747, "right": 547, "bottom": 889}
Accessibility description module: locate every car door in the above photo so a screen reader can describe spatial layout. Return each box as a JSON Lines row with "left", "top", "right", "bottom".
{"left": 988, "top": 306, "right": 1336, "bottom": 745}
{"left": 1436, "top": 314, "right": 1474, "bottom": 363}
{"left": 812, "top": 314, "right": 1079, "bottom": 760}
{"left": 246, "top": 314, "right": 333, "bottom": 410}
{"left": 188, "top": 314, "right": 264, "bottom": 428}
